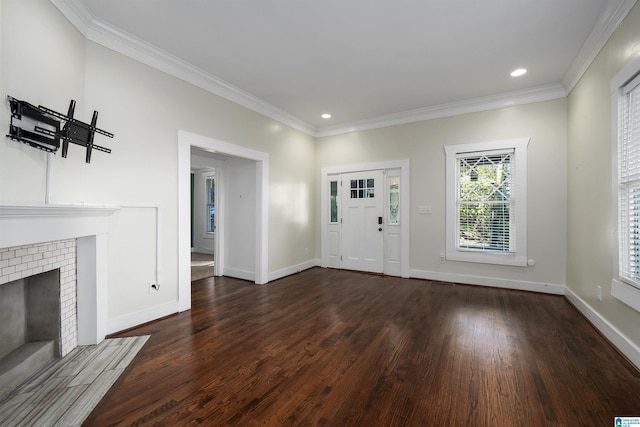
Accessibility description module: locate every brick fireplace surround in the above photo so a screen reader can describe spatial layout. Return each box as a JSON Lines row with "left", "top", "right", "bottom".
{"left": 1, "top": 239, "right": 77, "bottom": 356}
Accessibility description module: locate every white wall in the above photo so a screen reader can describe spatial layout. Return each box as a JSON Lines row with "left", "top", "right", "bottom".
{"left": 107, "top": 207, "right": 158, "bottom": 320}
{"left": 0, "top": 0, "right": 86, "bottom": 203}
{"left": 0, "top": 0, "right": 317, "bottom": 332}
{"left": 317, "top": 99, "right": 568, "bottom": 291}
{"left": 268, "top": 129, "right": 317, "bottom": 273}
{"left": 224, "top": 157, "right": 257, "bottom": 280}
{"left": 566, "top": 2, "right": 640, "bottom": 350}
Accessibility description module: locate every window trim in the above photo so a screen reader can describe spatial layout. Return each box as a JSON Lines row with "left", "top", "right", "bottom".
{"left": 611, "top": 54, "right": 640, "bottom": 313}
{"left": 444, "top": 137, "right": 529, "bottom": 266}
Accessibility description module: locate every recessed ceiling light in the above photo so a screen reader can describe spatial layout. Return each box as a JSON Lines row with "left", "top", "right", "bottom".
{"left": 321, "top": 113, "right": 331, "bottom": 119}
{"left": 510, "top": 68, "right": 527, "bottom": 77}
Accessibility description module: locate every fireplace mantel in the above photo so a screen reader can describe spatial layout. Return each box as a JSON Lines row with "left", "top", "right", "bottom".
{"left": 0, "top": 204, "right": 119, "bottom": 249}
{"left": 0, "top": 204, "right": 119, "bottom": 217}
{"left": 0, "top": 203, "right": 120, "bottom": 346}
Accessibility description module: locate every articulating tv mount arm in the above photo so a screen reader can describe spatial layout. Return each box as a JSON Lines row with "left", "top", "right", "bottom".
{"left": 6, "top": 96, "right": 113, "bottom": 163}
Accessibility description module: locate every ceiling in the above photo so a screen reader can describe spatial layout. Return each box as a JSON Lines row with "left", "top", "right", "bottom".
{"left": 55, "top": 0, "right": 635, "bottom": 136}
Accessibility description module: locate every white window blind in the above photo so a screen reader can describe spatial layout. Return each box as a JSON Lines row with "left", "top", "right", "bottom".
{"left": 618, "top": 72, "right": 640, "bottom": 288}
{"left": 457, "top": 149, "right": 514, "bottom": 253}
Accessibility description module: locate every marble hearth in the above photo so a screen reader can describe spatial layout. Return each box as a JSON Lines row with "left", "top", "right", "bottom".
{"left": 0, "top": 204, "right": 118, "bottom": 397}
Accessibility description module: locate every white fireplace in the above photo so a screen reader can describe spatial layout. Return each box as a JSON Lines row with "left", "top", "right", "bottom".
{"left": 0, "top": 204, "right": 119, "bottom": 350}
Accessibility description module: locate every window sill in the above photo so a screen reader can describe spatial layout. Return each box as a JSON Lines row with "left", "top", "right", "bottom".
{"left": 203, "top": 233, "right": 215, "bottom": 239}
{"left": 612, "top": 279, "right": 640, "bottom": 313}
{"left": 446, "top": 251, "right": 528, "bottom": 267}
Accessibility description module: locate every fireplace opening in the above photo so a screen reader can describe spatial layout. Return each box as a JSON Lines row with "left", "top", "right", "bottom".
{"left": 0, "top": 269, "right": 61, "bottom": 398}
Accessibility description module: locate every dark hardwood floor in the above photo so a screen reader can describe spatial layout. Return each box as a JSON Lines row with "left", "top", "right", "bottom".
{"left": 83, "top": 268, "right": 640, "bottom": 426}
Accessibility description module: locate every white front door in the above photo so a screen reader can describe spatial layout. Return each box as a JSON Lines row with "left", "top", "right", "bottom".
{"left": 341, "top": 170, "right": 384, "bottom": 273}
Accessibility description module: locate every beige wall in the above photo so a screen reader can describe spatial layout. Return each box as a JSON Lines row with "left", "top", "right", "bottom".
{"left": 567, "top": 2, "right": 640, "bottom": 347}
{"left": 317, "top": 100, "right": 568, "bottom": 288}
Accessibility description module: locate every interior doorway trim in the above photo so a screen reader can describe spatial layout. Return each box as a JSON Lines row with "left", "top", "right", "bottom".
{"left": 178, "top": 130, "right": 269, "bottom": 312}
{"left": 320, "top": 159, "right": 410, "bottom": 278}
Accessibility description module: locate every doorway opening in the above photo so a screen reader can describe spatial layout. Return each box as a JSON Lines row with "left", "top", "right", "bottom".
{"left": 178, "top": 131, "right": 269, "bottom": 312}
{"left": 190, "top": 165, "right": 216, "bottom": 282}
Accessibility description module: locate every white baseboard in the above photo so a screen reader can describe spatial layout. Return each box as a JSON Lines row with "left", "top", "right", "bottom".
{"left": 564, "top": 287, "right": 640, "bottom": 370}
{"left": 223, "top": 267, "right": 255, "bottom": 282}
{"left": 106, "top": 300, "right": 179, "bottom": 335}
{"left": 268, "top": 259, "right": 319, "bottom": 282}
{"left": 409, "top": 269, "right": 565, "bottom": 295}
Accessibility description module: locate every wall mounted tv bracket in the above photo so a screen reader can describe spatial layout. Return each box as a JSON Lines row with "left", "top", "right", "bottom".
{"left": 6, "top": 96, "right": 113, "bottom": 163}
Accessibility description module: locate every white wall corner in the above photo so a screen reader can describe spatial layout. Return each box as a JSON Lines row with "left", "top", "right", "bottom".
{"left": 223, "top": 268, "right": 256, "bottom": 283}
{"left": 49, "top": 0, "right": 93, "bottom": 36}
{"left": 564, "top": 287, "right": 640, "bottom": 371}
{"left": 268, "top": 259, "right": 318, "bottom": 282}
{"left": 562, "top": 0, "right": 639, "bottom": 93}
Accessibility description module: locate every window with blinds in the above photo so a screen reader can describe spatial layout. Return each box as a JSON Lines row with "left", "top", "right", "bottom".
{"left": 444, "top": 138, "right": 528, "bottom": 266}
{"left": 457, "top": 150, "right": 513, "bottom": 252}
{"left": 618, "top": 72, "right": 640, "bottom": 288}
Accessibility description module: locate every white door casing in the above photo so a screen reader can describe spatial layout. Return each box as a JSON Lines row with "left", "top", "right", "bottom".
{"left": 179, "top": 130, "right": 269, "bottom": 312}
{"left": 321, "top": 160, "right": 410, "bottom": 278}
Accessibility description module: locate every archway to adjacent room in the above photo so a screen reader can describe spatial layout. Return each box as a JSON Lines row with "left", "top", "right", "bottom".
{"left": 178, "top": 131, "right": 269, "bottom": 312}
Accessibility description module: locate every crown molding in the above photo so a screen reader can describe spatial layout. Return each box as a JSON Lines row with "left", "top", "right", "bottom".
{"left": 315, "top": 84, "right": 567, "bottom": 137}
{"left": 562, "top": 0, "right": 637, "bottom": 93}
{"left": 86, "top": 19, "right": 317, "bottom": 135}
{"left": 50, "top": 0, "right": 317, "bottom": 136}
{"left": 51, "top": 0, "right": 631, "bottom": 138}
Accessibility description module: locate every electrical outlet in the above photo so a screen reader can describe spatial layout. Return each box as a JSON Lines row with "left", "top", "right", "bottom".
{"left": 418, "top": 206, "right": 432, "bottom": 214}
{"left": 597, "top": 285, "right": 602, "bottom": 301}
{"left": 150, "top": 282, "right": 159, "bottom": 293}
